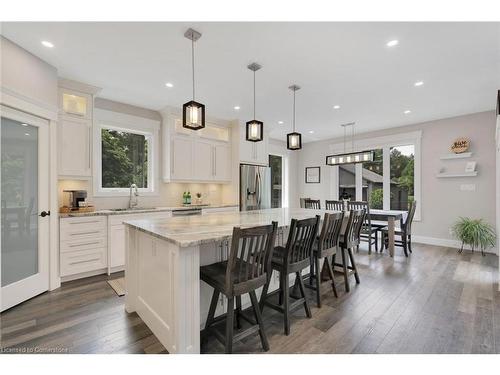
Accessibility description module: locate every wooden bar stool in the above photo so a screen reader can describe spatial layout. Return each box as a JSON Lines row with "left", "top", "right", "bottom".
{"left": 307, "top": 212, "right": 344, "bottom": 307}
{"left": 325, "top": 200, "right": 344, "bottom": 211}
{"left": 260, "top": 216, "right": 320, "bottom": 335}
{"left": 304, "top": 199, "right": 321, "bottom": 209}
{"left": 201, "top": 222, "right": 278, "bottom": 353}
{"left": 348, "top": 201, "right": 379, "bottom": 253}
{"left": 381, "top": 201, "right": 417, "bottom": 257}
{"left": 333, "top": 209, "right": 365, "bottom": 292}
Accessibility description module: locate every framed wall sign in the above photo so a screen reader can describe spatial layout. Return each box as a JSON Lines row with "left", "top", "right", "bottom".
{"left": 451, "top": 137, "right": 470, "bottom": 154}
{"left": 305, "top": 166, "right": 321, "bottom": 183}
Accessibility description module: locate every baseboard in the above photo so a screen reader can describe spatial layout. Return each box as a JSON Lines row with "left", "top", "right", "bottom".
{"left": 412, "top": 235, "right": 497, "bottom": 255}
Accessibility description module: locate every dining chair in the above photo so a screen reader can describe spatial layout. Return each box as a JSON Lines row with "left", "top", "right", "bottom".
{"left": 333, "top": 209, "right": 365, "bottom": 292}
{"left": 307, "top": 212, "right": 344, "bottom": 307}
{"left": 304, "top": 199, "right": 321, "bottom": 209}
{"left": 260, "top": 215, "right": 320, "bottom": 335}
{"left": 347, "top": 201, "right": 379, "bottom": 253}
{"left": 201, "top": 222, "right": 278, "bottom": 353}
{"left": 381, "top": 201, "right": 417, "bottom": 257}
{"left": 325, "top": 200, "right": 344, "bottom": 211}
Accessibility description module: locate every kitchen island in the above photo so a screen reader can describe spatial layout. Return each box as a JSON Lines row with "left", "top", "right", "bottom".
{"left": 124, "top": 208, "right": 327, "bottom": 354}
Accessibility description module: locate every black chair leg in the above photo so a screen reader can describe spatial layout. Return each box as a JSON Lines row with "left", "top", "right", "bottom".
{"left": 205, "top": 289, "right": 220, "bottom": 330}
{"left": 402, "top": 237, "right": 408, "bottom": 257}
{"left": 259, "top": 276, "right": 271, "bottom": 312}
{"left": 315, "top": 257, "right": 321, "bottom": 308}
{"left": 249, "top": 290, "right": 269, "bottom": 351}
{"left": 225, "top": 297, "right": 235, "bottom": 354}
{"left": 296, "top": 271, "right": 312, "bottom": 318}
{"left": 325, "top": 257, "right": 338, "bottom": 298}
{"left": 278, "top": 271, "right": 284, "bottom": 306}
{"left": 236, "top": 296, "right": 242, "bottom": 329}
{"left": 375, "top": 231, "right": 379, "bottom": 252}
{"left": 340, "top": 247, "right": 350, "bottom": 292}
{"left": 309, "top": 258, "right": 314, "bottom": 287}
{"left": 368, "top": 235, "right": 372, "bottom": 253}
{"left": 408, "top": 235, "right": 413, "bottom": 253}
{"left": 283, "top": 273, "right": 290, "bottom": 335}
{"left": 347, "top": 248, "right": 360, "bottom": 284}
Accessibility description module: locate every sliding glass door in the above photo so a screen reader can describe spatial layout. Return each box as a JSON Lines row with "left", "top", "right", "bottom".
{"left": 1, "top": 105, "right": 50, "bottom": 312}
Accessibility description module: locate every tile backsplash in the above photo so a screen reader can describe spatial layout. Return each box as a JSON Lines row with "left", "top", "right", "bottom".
{"left": 58, "top": 180, "right": 230, "bottom": 210}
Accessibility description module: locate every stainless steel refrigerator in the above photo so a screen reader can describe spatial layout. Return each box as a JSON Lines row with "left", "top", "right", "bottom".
{"left": 240, "top": 164, "right": 271, "bottom": 211}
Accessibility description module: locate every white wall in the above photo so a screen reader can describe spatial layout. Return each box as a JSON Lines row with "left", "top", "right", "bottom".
{"left": 295, "top": 110, "right": 497, "bottom": 252}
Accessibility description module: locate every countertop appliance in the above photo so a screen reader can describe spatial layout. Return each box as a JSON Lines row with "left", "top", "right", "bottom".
{"left": 63, "top": 190, "right": 87, "bottom": 209}
{"left": 240, "top": 164, "right": 271, "bottom": 211}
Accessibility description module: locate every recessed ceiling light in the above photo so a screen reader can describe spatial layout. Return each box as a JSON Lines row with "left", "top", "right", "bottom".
{"left": 165, "top": 82, "right": 174, "bottom": 88}
{"left": 386, "top": 39, "right": 399, "bottom": 47}
{"left": 404, "top": 110, "right": 412, "bottom": 114}
{"left": 414, "top": 81, "right": 424, "bottom": 87}
{"left": 333, "top": 105, "right": 340, "bottom": 109}
{"left": 41, "top": 40, "right": 54, "bottom": 48}
{"left": 24, "top": 133, "right": 30, "bottom": 136}
{"left": 233, "top": 106, "right": 240, "bottom": 110}
{"left": 278, "top": 121, "right": 284, "bottom": 125}
{"left": 309, "top": 130, "right": 314, "bottom": 134}
{"left": 21, "top": 123, "right": 28, "bottom": 127}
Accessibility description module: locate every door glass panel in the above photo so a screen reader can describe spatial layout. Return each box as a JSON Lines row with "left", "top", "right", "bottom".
{"left": 362, "top": 149, "right": 384, "bottom": 208}
{"left": 390, "top": 144, "right": 415, "bottom": 210}
{"left": 1, "top": 117, "right": 39, "bottom": 286}
{"left": 269, "top": 155, "right": 282, "bottom": 208}
{"left": 338, "top": 165, "right": 355, "bottom": 200}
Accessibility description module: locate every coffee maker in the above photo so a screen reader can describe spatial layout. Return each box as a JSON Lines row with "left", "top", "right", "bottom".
{"left": 64, "top": 190, "right": 87, "bottom": 210}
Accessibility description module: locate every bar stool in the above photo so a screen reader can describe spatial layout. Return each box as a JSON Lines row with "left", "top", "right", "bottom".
{"left": 201, "top": 222, "right": 278, "bottom": 353}
{"left": 348, "top": 201, "right": 379, "bottom": 253}
{"left": 304, "top": 199, "right": 321, "bottom": 209}
{"left": 325, "top": 200, "right": 344, "bottom": 211}
{"left": 333, "top": 209, "right": 365, "bottom": 292}
{"left": 307, "top": 212, "right": 344, "bottom": 307}
{"left": 260, "top": 216, "right": 320, "bottom": 335}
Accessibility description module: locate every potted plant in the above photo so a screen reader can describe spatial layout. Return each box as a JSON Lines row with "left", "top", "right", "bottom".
{"left": 452, "top": 217, "right": 496, "bottom": 256}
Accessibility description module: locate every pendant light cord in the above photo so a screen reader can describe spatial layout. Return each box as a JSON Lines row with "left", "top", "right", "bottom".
{"left": 253, "top": 70, "right": 256, "bottom": 119}
{"left": 293, "top": 89, "right": 296, "bottom": 132}
{"left": 191, "top": 36, "right": 195, "bottom": 101}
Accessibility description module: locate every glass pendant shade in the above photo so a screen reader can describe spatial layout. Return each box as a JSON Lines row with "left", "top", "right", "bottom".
{"left": 182, "top": 100, "right": 205, "bottom": 130}
{"left": 287, "top": 132, "right": 302, "bottom": 150}
{"left": 326, "top": 150, "right": 374, "bottom": 166}
{"left": 246, "top": 120, "right": 263, "bottom": 142}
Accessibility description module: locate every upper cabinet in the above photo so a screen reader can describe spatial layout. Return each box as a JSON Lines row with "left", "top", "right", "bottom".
{"left": 239, "top": 126, "right": 269, "bottom": 166}
{"left": 57, "top": 80, "right": 101, "bottom": 179}
{"left": 163, "top": 113, "right": 233, "bottom": 183}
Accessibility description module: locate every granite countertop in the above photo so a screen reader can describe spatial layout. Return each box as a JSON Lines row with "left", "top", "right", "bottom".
{"left": 124, "top": 208, "right": 329, "bottom": 248}
{"left": 59, "top": 204, "right": 239, "bottom": 218}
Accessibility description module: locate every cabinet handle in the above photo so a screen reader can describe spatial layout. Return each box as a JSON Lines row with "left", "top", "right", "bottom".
{"left": 88, "top": 126, "right": 91, "bottom": 169}
{"left": 69, "top": 257, "right": 100, "bottom": 265}
{"left": 69, "top": 220, "right": 101, "bottom": 225}
{"left": 171, "top": 141, "right": 175, "bottom": 176}
{"left": 69, "top": 230, "right": 100, "bottom": 236}
{"left": 214, "top": 148, "right": 217, "bottom": 177}
{"left": 69, "top": 241, "right": 100, "bottom": 248}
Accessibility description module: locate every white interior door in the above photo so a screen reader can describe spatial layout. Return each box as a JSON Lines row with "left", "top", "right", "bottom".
{"left": 1, "top": 105, "right": 50, "bottom": 312}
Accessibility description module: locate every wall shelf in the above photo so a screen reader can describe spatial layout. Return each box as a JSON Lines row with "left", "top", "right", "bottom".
{"left": 436, "top": 171, "right": 477, "bottom": 178}
{"left": 440, "top": 152, "right": 472, "bottom": 160}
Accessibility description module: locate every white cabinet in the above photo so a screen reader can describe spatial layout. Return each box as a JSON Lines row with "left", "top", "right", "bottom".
{"left": 239, "top": 128, "right": 268, "bottom": 166}
{"left": 171, "top": 136, "right": 194, "bottom": 181}
{"left": 108, "top": 211, "right": 172, "bottom": 273}
{"left": 193, "top": 140, "right": 214, "bottom": 181}
{"left": 58, "top": 117, "right": 92, "bottom": 177}
{"left": 214, "top": 144, "right": 231, "bottom": 181}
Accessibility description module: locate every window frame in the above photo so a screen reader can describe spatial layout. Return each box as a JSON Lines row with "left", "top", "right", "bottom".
{"left": 93, "top": 109, "right": 160, "bottom": 197}
{"left": 329, "top": 130, "right": 421, "bottom": 220}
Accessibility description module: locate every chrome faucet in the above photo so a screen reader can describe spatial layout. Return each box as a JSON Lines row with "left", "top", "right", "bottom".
{"left": 129, "top": 183, "right": 139, "bottom": 209}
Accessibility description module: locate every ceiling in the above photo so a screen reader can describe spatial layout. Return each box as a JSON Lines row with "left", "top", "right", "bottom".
{"left": 2, "top": 22, "right": 500, "bottom": 142}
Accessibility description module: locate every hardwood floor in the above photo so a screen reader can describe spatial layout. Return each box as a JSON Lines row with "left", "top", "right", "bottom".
{"left": 1, "top": 243, "right": 499, "bottom": 354}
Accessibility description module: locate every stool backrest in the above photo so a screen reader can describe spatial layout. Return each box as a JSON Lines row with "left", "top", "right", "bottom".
{"left": 403, "top": 201, "right": 417, "bottom": 235}
{"left": 227, "top": 222, "right": 278, "bottom": 293}
{"left": 317, "top": 212, "right": 344, "bottom": 254}
{"left": 284, "top": 216, "right": 320, "bottom": 269}
{"left": 325, "top": 200, "right": 344, "bottom": 211}
{"left": 343, "top": 209, "right": 366, "bottom": 247}
{"left": 299, "top": 197, "right": 310, "bottom": 208}
{"left": 304, "top": 199, "right": 321, "bottom": 210}
{"left": 348, "top": 200, "right": 371, "bottom": 228}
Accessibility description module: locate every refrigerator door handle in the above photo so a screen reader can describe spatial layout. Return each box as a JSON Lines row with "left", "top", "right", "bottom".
{"left": 256, "top": 170, "right": 262, "bottom": 207}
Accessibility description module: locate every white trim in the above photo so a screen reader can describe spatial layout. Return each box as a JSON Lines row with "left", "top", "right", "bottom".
{"left": 329, "top": 130, "right": 422, "bottom": 220}
{"left": 412, "top": 235, "right": 496, "bottom": 254}
{"left": 93, "top": 109, "right": 160, "bottom": 197}
{"left": 355, "top": 163, "right": 363, "bottom": 201}
{"left": 0, "top": 86, "right": 58, "bottom": 121}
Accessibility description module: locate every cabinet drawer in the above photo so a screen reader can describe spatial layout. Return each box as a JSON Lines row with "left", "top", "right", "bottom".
{"left": 60, "top": 237, "right": 107, "bottom": 253}
{"left": 60, "top": 247, "right": 107, "bottom": 277}
{"left": 60, "top": 217, "right": 107, "bottom": 241}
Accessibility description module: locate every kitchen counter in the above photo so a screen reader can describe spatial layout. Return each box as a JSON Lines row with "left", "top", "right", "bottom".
{"left": 59, "top": 204, "right": 238, "bottom": 218}
{"left": 124, "top": 207, "right": 325, "bottom": 247}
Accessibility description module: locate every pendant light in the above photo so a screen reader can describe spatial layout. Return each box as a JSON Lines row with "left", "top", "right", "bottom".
{"left": 325, "top": 122, "right": 374, "bottom": 166}
{"left": 246, "top": 62, "right": 263, "bottom": 142}
{"left": 287, "top": 85, "right": 302, "bottom": 150}
{"left": 182, "top": 28, "right": 205, "bottom": 130}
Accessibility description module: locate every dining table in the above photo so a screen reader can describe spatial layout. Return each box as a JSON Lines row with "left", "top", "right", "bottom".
{"left": 369, "top": 209, "right": 406, "bottom": 257}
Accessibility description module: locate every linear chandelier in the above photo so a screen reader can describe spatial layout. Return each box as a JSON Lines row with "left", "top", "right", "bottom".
{"left": 325, "top": 122, "right": 375, "bottom": 166}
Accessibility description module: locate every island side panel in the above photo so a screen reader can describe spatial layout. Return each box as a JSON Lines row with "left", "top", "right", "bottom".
{"left": 125, "top": 225, "right": 138, "bottom": 314}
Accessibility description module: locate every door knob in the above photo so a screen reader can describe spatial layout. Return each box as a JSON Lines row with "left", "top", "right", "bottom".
{"left": 39, "top": 211, "right": 50, "bottom": 217}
